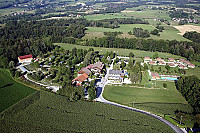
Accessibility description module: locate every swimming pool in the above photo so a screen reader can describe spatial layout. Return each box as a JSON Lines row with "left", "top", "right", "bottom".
{"left": 161, "top": 77, "right": 178, "bottom": 81}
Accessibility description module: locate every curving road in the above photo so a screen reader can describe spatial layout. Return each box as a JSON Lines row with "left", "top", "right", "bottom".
{"left": 95, "top": 59, "right": 185, "bottom": 133}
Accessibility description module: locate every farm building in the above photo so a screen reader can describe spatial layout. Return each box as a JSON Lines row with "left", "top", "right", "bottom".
{"left": 18, "top": 54, "right": 33, "bottom": 63}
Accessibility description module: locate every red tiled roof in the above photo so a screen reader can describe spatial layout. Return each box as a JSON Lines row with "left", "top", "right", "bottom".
{"left": 75, "top": 73, "right": 88, "bottom": 82}
{"left": 18, "top": 54, "right": 33, "bottom": 59}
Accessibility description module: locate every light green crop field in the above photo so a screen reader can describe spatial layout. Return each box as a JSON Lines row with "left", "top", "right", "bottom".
{"left": 0, "top": 91, "right": 174, "bottom": 133}
{"left": 55, "top": 43, "right": 183, "bottom": 59}
{"left": 0, "top": 69, "right": 35, "bottom": 112}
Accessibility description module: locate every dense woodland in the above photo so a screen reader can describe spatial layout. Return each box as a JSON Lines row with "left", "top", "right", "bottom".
{"left": 183, "top": 31, "right": 200, "bottom": 43}
{"left": 85, "top": 37, "right": 200, "bottom": 62}
{"left": 176, "top": 75, "right": 200, "bottom": 114}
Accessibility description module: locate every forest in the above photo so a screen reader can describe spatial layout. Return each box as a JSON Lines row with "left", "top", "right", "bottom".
{"left": 183, "top": 31, "right": 200, "bottom": 43}
{"left": 176, "top": 75, "right": 200, "bottom": 114}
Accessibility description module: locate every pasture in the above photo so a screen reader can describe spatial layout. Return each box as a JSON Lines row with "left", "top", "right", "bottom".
{"left": 0, "top": 91, "right": 174, "bottom": 133}
{"left": 0, "top": 69, "right": 35, "bottom": 112}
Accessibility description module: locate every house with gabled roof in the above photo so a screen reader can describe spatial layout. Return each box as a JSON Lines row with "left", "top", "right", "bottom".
{"left": 72, "top": 73, "right": 88, "bottom": 86}
{"left": 78, "top": 68, "right": 91, "bottom": 76}
{"left": 18, "top": 54, "right": 33, "bottom": 63}
{"left": 168, "top": 58, "right": 175, "bottom": 62}
{"left": 144, "top": 56, "right": 152, "bottom": 63}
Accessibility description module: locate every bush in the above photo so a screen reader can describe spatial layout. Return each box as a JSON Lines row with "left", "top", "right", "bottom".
{"left": 163, "top": 83, "right": 167, "bottom": 88}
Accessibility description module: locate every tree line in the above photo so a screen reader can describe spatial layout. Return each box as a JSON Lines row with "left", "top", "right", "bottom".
{"left": 84, "top": 36, "right": 200, "bottom": 61}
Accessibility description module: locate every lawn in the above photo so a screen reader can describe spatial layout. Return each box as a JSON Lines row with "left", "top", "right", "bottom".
{"left": 0, "top": 69, "right": 35, "bottom": 112}
{"left": 103, "top": 83, "right": 192, "bottom": 116}
{"left": 0, "top": 91, "right": 174, "bottom": 133}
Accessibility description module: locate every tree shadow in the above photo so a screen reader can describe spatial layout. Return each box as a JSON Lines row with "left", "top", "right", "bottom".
{"left": 0, "top": 83, "right": 14, "bottom": 89}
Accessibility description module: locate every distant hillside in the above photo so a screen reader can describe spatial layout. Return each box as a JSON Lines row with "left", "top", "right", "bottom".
{"left": 0, "top": 0, "right": 31, "bottom": 9}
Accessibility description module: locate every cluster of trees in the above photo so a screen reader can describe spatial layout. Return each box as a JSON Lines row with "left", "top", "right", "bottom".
{"left": 130, "top": 62, "right": 142, "bottom": 84}
{"left": 129, "top": 28, "right": 150, "bottom": 38}
{"left": 89, "top": 18, "right": 149, "bottom": 29}
{"left": 104, "top": 31, "right": 123, "bottom": 37}
{"left": 84, "top": 37, "right": 200, "bottom": 61}
{"left": 156, "top": 23, "right": 164, "bottom": 32}
{"left": 176, "top": 75, "right": 200, "bottom": 114}
{"left": 183, "top": 31, "right": 200, "bottom": 43}
{"left": 169, "top": 10, "right": 189, "bottom": 19}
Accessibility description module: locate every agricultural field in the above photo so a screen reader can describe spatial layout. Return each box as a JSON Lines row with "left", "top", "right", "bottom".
{"left": 0, "top": 69, "right": 35, "bottom": 112}
{"left": 103, "top": 83, "right": 192, "bottom": 116}
{"left": 0, "top": 91, "right": 174, "bottom": 133}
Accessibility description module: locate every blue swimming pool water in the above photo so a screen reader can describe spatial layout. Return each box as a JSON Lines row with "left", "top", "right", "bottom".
{"left": 161, "top": 77, "right": 178, "bottom": 80}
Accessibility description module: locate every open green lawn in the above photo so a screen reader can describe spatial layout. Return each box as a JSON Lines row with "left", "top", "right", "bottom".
{"left": 0, "top": 91, "right": 174, "bottom": 133}
{"left": 103, "top": 84, "right": 192, "bottom": 116}
{"left": 0, "top": 69, "right": 35, "bottom": 112}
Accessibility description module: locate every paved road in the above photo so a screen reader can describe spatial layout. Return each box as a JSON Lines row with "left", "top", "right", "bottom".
{"left": 95, "top": 58, "right": 184, "bottom": 133}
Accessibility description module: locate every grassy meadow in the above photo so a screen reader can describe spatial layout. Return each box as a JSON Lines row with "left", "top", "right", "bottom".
{"left": 0, "top": 69, "right": 35, "bottom": 112}
{"left": 0, "top": 91, "right": 174, "bottom": 133}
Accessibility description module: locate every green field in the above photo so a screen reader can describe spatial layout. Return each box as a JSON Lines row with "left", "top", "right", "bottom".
{"left": 84, "top": 24, "right": 188, "bottom": 41}
{"left": 0, "top": 91, "right": 174, "bottom": 132}
{"left": 0, "top": 69, "right": 35, "bottom": 112}
{"left": 103, "top": 84, "right": 192, "bottom": 116}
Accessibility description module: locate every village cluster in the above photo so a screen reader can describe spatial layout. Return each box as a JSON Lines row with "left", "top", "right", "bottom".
{"left": 144, "top": 56, "right": 195, "bottom": 80}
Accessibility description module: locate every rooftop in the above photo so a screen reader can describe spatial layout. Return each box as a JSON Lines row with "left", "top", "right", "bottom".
{"left": 109, "top": 70, "right": 124, "bottom": 75}
{"left": 18, "top": 54, "right": 33, "bottom": 59}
